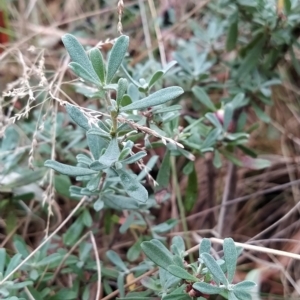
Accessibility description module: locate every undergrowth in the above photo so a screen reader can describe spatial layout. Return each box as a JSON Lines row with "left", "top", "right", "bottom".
{"left": 1, "top": 0, "right": 300, "bottom": 299}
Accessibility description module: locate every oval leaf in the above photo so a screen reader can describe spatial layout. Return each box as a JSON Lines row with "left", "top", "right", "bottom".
{"left": 201, "top": 252, "right": 228, "bottom": 286}
{"left": 223, "top": 238, "right": 237, "bottom": 283}
{"left": 62, "top": 34, "right": 99, "bottom": 81}
{"left": 106, "top": 250, "right": 128, "bottom": 272}
{"left": 106, "top": 35, "right": 129, "bottom": 83}
{"left": 192, "top": 86, "right": 216, "bottom": 111}
{"left": 116, "top": 169, "right": 148, "bottom": 202}
{"left": 44, "top": 160, "right": 97, "bottom": 176}
{"left": 120, "top": 87, "right": 184, "bottom": 111}
{"left": 167, "top": 265, "right": 198, "bottom": 281}
{"left": 141, "top": 241, "right": 173, "bottom": 270}
{"left": 69, "top": 62, "right": 100, "bottom": 86}
{"left": 90, "top": 48, "right": 106, "bottom": 83}
{"left": 193, "top": 282, "right": 224, "bottom": 295}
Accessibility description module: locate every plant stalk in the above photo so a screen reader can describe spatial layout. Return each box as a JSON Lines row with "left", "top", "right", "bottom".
{"left": 171, "top": 156, "right": 193, "bottom": 262}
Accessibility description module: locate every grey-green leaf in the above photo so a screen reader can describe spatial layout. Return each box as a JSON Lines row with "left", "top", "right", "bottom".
{"left": 87, "top": 131, "right": 109, "bottom": 160}
{"left": 44, "top": 160, "right": 97, "bottom": 176}
{"left": 233, "top": 290, "right": 252, "bottom": 300}
{"left": 192, "top": 86, "right": 216, "bottom": 111}
{"left": 120, "top": 151, "right": 147, "bottom": 164}
{"left": 199, "top": 238, "right": 211, "bottom": 256}
{"left": 106, "top": 35, "right": 129, "bottom": 83}
{"left": 172, "top": 236, "right": 185, "bottom": 254}
{"left": 201, "top": 252, "right": 228, "bottom": 286}
{"left": 106, "top": 250, "right": 128, "bottom": 272}
{"left": 223, "top": 238, "right": 237, "bottom": 283}
{"left": 90, "top": 48, "right": 106, "bottom": 83}
{"left": 234, "top": 280, "right": 256, "bottom": 291}
{"left": 116, "top": 169, "right": 148, "bottom": 202}
{"left": 99, "top": 138, "right": 120, "bottom": 166}
{"left": 155, "top": 150, "right": 170, "bottom": 192}
{"left": 226, "top": 11, "right": 238, "bottom": 51}
{"left": 65, "top": 103, "right": 91, "bottom": 131}
{"left": 117, "top": 78, "right": 128, "bottom": 106}
{"left": 167, "top": 265, "right": 198, "bottom": 281}
{"left": 141, "top": 240, "right": 173, "bottom": 270}
{"left": 62, "top": 34, "right": 99, "bottom": 80}
{"left": 103, "top": 194, "right": 140, "bottom": 210}
{"left": 69, "top": 62, "right": 100, "bottom": 86}
{"left": 193, "top": 282, "right": 224, "bottom": 295}
{"left": 120, "top": 87, "right": 184, "bottom": 111}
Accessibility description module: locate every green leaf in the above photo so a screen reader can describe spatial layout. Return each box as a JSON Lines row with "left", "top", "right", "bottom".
{"left": 106, "top": 250, "right": 128, "bottom": 272}
{"left": 241, "top": 157, "right": 271, "bottom": 170}
{"left": 120, "top": 151, "right": 147, "bottom": 164}
{"left": 106, "top": 35, "right": 129, "bottom": 83}
{"left": 0, "top": 249, "right": 6, "bottom": 274}
{"left": 220, "top": 150, "right": 243, "bottom": 166}
{"left": 201, "top": 253, "right": 228, "bottom": 286}
{"left": 192, "top": 86, "right": 216, "bottom": 111}
{"left": 54, "top": 174, "right": 71, "bottom": 197}
{"left": 117, "top": 78, "right": 128, "bottom": 106}
{"left": 141, "top": 240, "right": 173, "bottom": 270}
{"left": 252, "top": 103, "right": 270, "bottom": 123}
{"left": 167, "top": 265, "right": 198, "bottom": 281}
{"left": 65, "top": 103, "right": 91, "bottom": 131}
{"left": 185, "top": 166, "right": 198, "bottom": 212}
{"left": 226, "top": 11, "right": 238, "bottom": 51}
{"left": 223, "top": 104, "right": 233, "bottom": 131}
{"left": 127, "top": 239, "right": 142, "bottom": 262}
{"left": 152, "top": 219, "right": 178, "bottom": 234}
{"left": 62, "top": 34, "right": 99, "bottom": 81}
{"left": 89, "top": 48, "right": 106, "bottom": 83}
{"left": 284, "top": 0, "right": 291, "bottom": 13}
{"left": 199, "top": 238, "right": 211, "bottom": 256}
{"left": 35, "top": 253, "right": 62, "bottom": 267}
{"left": 234, "top": 280, "right": 256, "bottom": 291}
{"left": 87, "top": 131, "right": 108, "bottom": 160}
{"left": 63, "top": 218, "right": 84, "bottom": 246}
{"left": 93, "top": 198, "right": 104, "bottom": 211}
{"left": 5, "top": 253, "right": 22, "bottom": 277}
{"left": 228, "top": 291, "right": 239, "bottom": 300}
{"left": 99, "top": 138, "right": 120, "bottom": 166}
{"left": 202, "top": 128, "right": 222, "bottom": 149}
{"left": 116, "top": 169, "right": 148, "bottom": 202}
{"left": 44, "top": 160, "right": 97, "bottom": 176}
{"left": 213, "top": 150, "right": 222, "bottom": 168}
{"left": 103, "top": 194, "right": 140, "bottom": 210}
{"left": 120, "top": 87, "right": 184, "bottom": 111}
{"left": 233, "top": 290, "right": 252, "bottom": 300}
{"left": 120, "top": 213, "right": 135, "bottom": 233}
{"left": 13, "top": 236, "right": 29, "bottom": 258}
{"left": 172, "top": 236, "right": 185, "bottom": 254}
{"left": 82, "top": 209, "right": 93, "bottom": 227}
{"left": 69, "top": 62, "right": 100, "bottom": 86}
{"left": 237, "top": 33, "right": 266, "bottom": 78}
{"left": 148, "top": 61, "right": 177, "bottom": 89}
{"left": 163, "top": 294, "right": 192, "bottom": 300}
{"left": 155, "top": 150, "right": 170, "bottom": 192}
{"left": 193, "top": 282, "right": 224, "bottom": 294}
{"left": 230, "top": 93, "right": 247, "bottom": 109}
{"left": 141, "top": 276, "right": 160, "bottom": 291}
{"left": 205, "top": 113, "right": 222, "bottom": 130}
{"left": 223, "top": 238, "right": 237, "bottom": 283}
{"left": 121, "top": 94, "right": 132, "bottom": 107}
{"left": 148, "top": 71, "right": 163, "bottom": 89}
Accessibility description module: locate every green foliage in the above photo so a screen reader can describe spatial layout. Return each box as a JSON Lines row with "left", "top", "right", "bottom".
{"left": 2, "top": 0, "right": 300, "bottom": 298}
{"left": 140, "top": 237, "right": 256, "bottom": 299}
